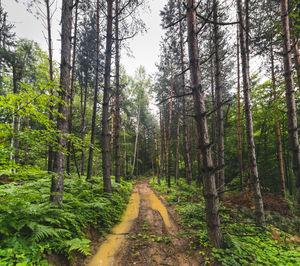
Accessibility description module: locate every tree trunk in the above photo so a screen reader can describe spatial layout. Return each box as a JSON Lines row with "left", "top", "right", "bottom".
{"left": 271, "top": 42, "right": 286, "bottom": 198}
{"left": 51, "top": 0, "right": 73, "bottom": 203}
{"left": 12, "top": 66, "right": 20, "bottom": 167}
{"left": 175, "top": 112, "right": 180, "bottom": 183}
{"left": 87, "top": 0, "right": 101, "bottom": 180}
{"left": 167, "top": 72, "right": 173, "bottom": 187}
{"left": 114, "top": 0, "right": 121, "bottom": 183}
{"left": 179, "top": 12, "right": 192, "bottom": 184}
{"left": 80, "top": 80, "right": 88, "bottom": 176}
{"left": 46, "top": 0, "right": 55, "bottom": 172}
{"left": 237, "top": 0, "right": 265, "bottom": 225}
{"left": 237, "top": 23, "right": 243, "bottom": 191}
{"left": 102, "top": 0, "right": 113, "bottom": 193}
{"left": 163, "top": 111, "right": 168, "bottom": 179}
{"left": 293, "top": 37, "right": 300, "bottom": 89}
{"left": 280, "top": 0, "right": 300, "bottom": 205}
{"left": 110, "top": 100, "right": 114, "bottom": 176}
{"left": 132, "top": 105, "right": 140, "bottom": 176}
{"left": 66, "top": 2, "right": 78, "bottom": 174}
{"left": 186, "top": 0, "right": 223, "bottom": 248}
{"left": 210, "top": 25, "right": 218, "bottom": 189}
{"left": 24, "top": 115, "right": 29, "bottom": 165}
{"left": 159, "top": 110, "right": 164, "bottom": 180}
{"left": 154, "top": 126, "right": 160, "bottom": 184}
{"left": 213, "top": 0, "right": 225, "bottom": 199}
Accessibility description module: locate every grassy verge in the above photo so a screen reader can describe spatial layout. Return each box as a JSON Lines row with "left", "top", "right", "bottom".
{"left": 150, "top": 177, "right": 300, "bottom": 265}
{"left": 0, "top": 173, "right": 133, "bottom": 265}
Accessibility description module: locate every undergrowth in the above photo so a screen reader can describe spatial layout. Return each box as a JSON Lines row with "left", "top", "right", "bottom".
{"left": 150, "top": 177, "right": 300, "bottom": 265}
{"left": 0, "top": 173, "right": 132, "bottom": 265}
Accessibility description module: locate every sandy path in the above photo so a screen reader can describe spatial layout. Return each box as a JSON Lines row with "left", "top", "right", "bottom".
{"left": 86, "top": 180, "right": 201, "bottom": 266}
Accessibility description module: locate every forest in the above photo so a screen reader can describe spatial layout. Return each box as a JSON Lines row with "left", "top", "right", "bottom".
{"left": 0, "top": 0, "right": 300, "bottom": 265}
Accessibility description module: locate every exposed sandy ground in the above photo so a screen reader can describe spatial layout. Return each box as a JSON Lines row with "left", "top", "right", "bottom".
{"left": 86, "top": 180, "right": 202, "bottom": 266}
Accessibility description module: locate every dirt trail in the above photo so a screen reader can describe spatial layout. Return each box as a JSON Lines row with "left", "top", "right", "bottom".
{"left": 86, "top": 181, "right": 201, "bottom": 266}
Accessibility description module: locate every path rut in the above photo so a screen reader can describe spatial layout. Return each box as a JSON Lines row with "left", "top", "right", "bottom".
{"left": 85, "top": 181, "right": 201, "bottom": 266}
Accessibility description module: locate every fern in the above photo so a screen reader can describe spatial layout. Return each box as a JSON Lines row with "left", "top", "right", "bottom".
{"left": 30, "top": 223, "right": 70, "bottom": 242}
{"left": 63, "top": 238, "right": 91, "bottom": 256}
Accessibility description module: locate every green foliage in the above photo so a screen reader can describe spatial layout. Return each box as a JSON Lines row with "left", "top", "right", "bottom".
{"left": 150, "top": 177, "right": 300, "bottom": 265}
{"left": 0, "top": 175, "right": 132, "bottom": 264}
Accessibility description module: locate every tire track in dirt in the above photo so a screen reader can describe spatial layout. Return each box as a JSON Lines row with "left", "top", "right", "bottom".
{"left": 86, "top": 180, "right": 201, "bottom": 266}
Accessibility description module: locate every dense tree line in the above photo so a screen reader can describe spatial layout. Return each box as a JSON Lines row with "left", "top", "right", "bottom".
{"left": 0, "top": 0, "right": 299, "bottom": 250}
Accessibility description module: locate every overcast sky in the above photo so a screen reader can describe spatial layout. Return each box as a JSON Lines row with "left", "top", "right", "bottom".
{"left": 2, "top": 0, "right": 166, "bottom": 77}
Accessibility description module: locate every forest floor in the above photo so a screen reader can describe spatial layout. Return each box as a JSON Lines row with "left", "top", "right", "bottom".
{"left": 84, "top": 180, "right": 202, "bottom": 266}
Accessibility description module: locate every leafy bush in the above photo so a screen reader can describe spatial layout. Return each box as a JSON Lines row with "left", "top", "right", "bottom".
{"left": 0, "top": 174, "right": 132, "bottom": 264}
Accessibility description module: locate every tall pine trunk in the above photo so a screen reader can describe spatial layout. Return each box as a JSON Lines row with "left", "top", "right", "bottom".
{"left": 280, "top": 0, "right": 300, "bottom": 205}
{"left": 236, "top": 24, "right": 243, "bottom": 191}
{"left": 132, "top": 105, "right": 140, "bottom": 176}
{"left": 87, "top": 0, "right": 100, "bottom": 180}
{"left": 213, "top": 0, "right": 225, "bottom": 199}
{"left": 80, "top": 80, "right": 88, "bottom": 175}
{"left": 46, "top": 0, "right": 55, "bottom": 172}
{"left": 167, "top": 72, "right": 173, "bottom": 187}
{"left": 271, "top": 42, "right": 286, "bottom": 198}
{"left": 186, "top": 0, "right": 223, "bottom": 248}
{"left": 114, "top": 0, "right": 121, "bottom": 183}
{"left": 154, "top": 126, "right": 160, "bottom": 184}
{"left": 179, "top": 10, "right": 192, "bottom": 184}
{"left": 67, "top": 2, "right": 78, "bottom": 174}
{"left": 174, "top": 111, "right": 180, "bottom": 183}
{"left": 51, "top": 0, "right": 73, "bottom": 203}
{"left": 237, "top": 0, "right": 265, "bottom": 226}
{"left": 102, "top": 0, "right": 113, "bottom": 193}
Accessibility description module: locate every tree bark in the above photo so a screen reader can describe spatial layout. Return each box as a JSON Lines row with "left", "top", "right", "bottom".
{"left": 179, "top": 12, "right": 192, "bottom": 184}
{"left": 80, "top": 80, "right": 88, "bottom": 175}
{"left": 186, "top": 0, "right": 223, "bottom": 248}
{"left": 24, "top": 115, "right": 29, "bottom": 165}
{"left": 175, "top": 111, "right": 180, "bottom": 183}
{"left": 163, "top": 111, "right": 168, "bottom": 179}
{"left": 293, "top": 38, "right": 300, "bottom": 90}
{"left": 110, "top": 100, "right": 114, "bottom": 176}
{"left": 210, "top": 25, "right": 218, "bottom": 189}
{"left": 46, "top": 0, "right": 55, "bottom": 172}
{"left": 51, "top": 0, "right": 73, "bottom": 203}
{"left": 132, "top": 105, "right": 140, "bottom": 176}
{"left": 237, "top": 23, "right": 243, "bottom": 191}
{"left": 102, "top": 0, "right": 113, "bottom": 193}
{"left": 271, "top": 42, "right": 286, "bottom": 198}
{"left": 87, "top": 0, "right": 101, "bottom": 180}
{"left": 66, "top": 2, "right": 78, "bottom": 174}
{"left": 167, "top": 71, "right": 174, "bottom": 188}
{"left": 280, "top": 0, "right": 300, "bottom": 205}
{"left": 237, "top": 0, "right": 265, "bottom": 225}
{"left": 159, "top": 110, "right": 164, "bottom": 180}
{"left": 114, "top": 0, "right": 121, "bottom": 183}
{"left": 154, "top": 126, "right": 160, "bottom": 184}
{"left": 213, "top": 0, "right": 225, "bottom": 199}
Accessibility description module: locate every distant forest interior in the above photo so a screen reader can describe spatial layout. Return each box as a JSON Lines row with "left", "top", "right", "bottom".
{"left": 0, "top": 0, "right": 300, "bottom": 265}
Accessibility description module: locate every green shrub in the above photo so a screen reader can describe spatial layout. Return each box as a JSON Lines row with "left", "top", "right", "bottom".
{"left": 0, "top": 175, "right": 132, "bottom": 264}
